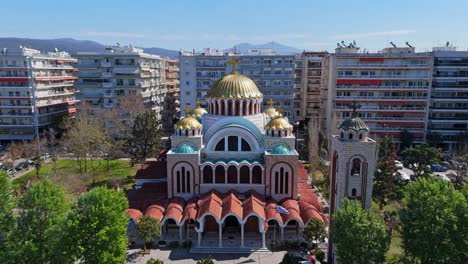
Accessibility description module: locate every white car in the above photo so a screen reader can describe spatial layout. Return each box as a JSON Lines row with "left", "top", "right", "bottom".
{"left": 394, "top": 160, "right": 404, "bottom": 170}
{"left": 397, "top": 171, "right": 411, "bottom": 182}
{"left": 434, "top": 173, "right": 451, "bottom": 182}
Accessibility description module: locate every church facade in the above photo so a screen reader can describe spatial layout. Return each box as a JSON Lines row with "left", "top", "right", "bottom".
{"left": 126, "top": 58, "right": 329, "bottom": 250}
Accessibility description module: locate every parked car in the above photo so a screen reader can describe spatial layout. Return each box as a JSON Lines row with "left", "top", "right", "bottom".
{"left": 397, "top": 171, "right": 411, "bottom": 182}
{"left": 394, "top": 160, "right": 404, "bottom": 170}
{"left": 431, "top": 164, "right": 448, "bottom": 172}
{"left": 6, "top": 168, "right": 15, "bottom": 175}
{"left": 434, "top": 173, "right": 451, "bottom": 182}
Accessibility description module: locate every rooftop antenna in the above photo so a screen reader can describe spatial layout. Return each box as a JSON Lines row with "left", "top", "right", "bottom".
{"left": 337, "top": 43, "right": 343, "bottom": 48}
{"left": 405, "top": 42, "right": 413, "bottom": 48}
{"left": 390, "top": 41, "right": 397, "bottom": 48}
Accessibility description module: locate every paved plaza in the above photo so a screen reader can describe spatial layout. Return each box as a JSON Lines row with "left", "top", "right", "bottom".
{"left": 126, "top": 248, "right": 291, "bottom": 264}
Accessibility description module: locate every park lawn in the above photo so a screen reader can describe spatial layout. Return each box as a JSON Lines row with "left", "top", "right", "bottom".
{"left": 12, "top": 159, "right": 138, "bottom": 197}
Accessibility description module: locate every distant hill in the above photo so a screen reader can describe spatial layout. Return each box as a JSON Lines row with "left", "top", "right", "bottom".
{"left": 0, "top": 37, "right": 179, "bottom": 58}
{"left": 227, "top": 41, "right": 301, "bottom": 55}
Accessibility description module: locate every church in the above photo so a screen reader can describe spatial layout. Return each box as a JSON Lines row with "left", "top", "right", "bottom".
{"left": 126, "top": 57, "right": 375, "bottom": 253}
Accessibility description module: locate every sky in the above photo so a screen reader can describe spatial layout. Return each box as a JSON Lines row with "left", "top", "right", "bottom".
{"left": 3, "top": 0, "right": 468, "bottom": 52}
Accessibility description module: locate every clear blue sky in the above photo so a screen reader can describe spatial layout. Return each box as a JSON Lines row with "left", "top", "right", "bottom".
{"left": 4, "top": 0, "right": 468, "bottom": 52}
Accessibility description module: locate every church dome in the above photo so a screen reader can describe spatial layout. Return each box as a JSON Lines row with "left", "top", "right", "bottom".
{"left": 193, "top": 106, "right": 207, "bottom": 118}
{"left": 338, "top": 117, "right": 369, "bottom": 132}
{"left": 264, "top": 107, "right": 279, "bottom": 119}
{"left": 175, "top": 143, "right": 197, "bottom": 154}
{"left": 175, "top": 116, "right": 202, "bottom": 130}
{"left": 206, "top": 73, "right": 263, "bottom": 99}
{"left": 270, "top": 144, "right": 292, "bottom": 155}
{"left": 265, "top": 115, "right": 293, "bottom": 130}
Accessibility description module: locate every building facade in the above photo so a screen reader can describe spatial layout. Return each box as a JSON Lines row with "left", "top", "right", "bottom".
{"left": 74, "top": 45, "right": 167, "bottom": 120}
{"left": 179, "top": 49, "right": 296, "bottom": 120}
{"left": 126, "top": 63, "right": 330, "bottom": 251}
{"left": 429, "top": 47, "right": 468, "bottom": 153}
{"left": 163, "top": 58, "right": 180, "bottom": 132}
{"left": 0, "top": 47, "right": 78, "bottom": 142}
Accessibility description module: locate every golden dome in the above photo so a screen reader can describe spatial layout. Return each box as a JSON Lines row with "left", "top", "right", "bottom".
{"left": 206, "top": 73, "right": 263, "bottom": 99}
{"left": 193, "top": 107, "right": 207, "bottom": 118}
{"left": 265, "top": 115, "right": 292, "bottom": 130}
{"left": 264, "top": 107, "right": 279, "bottom": 118}
{"left": 175, "top": 116, "right": 202, "bottom": 130}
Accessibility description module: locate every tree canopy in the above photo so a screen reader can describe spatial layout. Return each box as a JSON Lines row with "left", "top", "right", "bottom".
{"left": 0, "top": 172, "right": 15, "bottom": 262}
{"left": 302, "top": 218, "right": 327, "bottom": 249}
{"left": 65, "top": 187, "right": 129, "bottom": 264}
{"left": 127, "top": 110, "right": 162, "bottom": 164}
{"left": 137, "top": 216, "right": 161, "bottom": 250}
{"left": 373, "top": 137, "right": 400, "bottom": 209}
{"left": 402, "top": 143, "right": 442, "bottom": 178}
{"left": 332, "top": 199, "right": 388, "bottom": 264}
{"left": 399, "top": 178, "right": 468, "bottom": 263}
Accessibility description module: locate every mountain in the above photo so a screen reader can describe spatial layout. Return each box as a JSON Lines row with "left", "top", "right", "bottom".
{"left": 227, "top": 42, "right": 301, "bottom": 55}
{"left": 0, "top": 37, "right": 179, "bottom": 58}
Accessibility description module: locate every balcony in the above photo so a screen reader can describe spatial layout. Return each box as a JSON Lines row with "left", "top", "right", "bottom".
{"left": 335, "top": 96, "right": 427, "bottom": 101}
{"left": 337, "top": 63, "right": 431, "bottom": 69}
{"left": 101, "top": 72, "right": 112, "bottom": 78}
{"left": 336, "top": 85, "right": 429, "bottom": 91}
{"left": 104, "top": 102, "right": 115, "bottom": 108}
{"left": 103, "top": 91, "right": 114, "bottom": 98}
{"left": 335, "top": 106, "right": 426, "bottom": 112}
{"left": 102, "top": 82, "right": 113, "bottom": 88}
{"left": 337, "top": 74, "right": 431, "bottom": 80}
{"left": 100, "top": 62, "right": 112, "bottom": 67}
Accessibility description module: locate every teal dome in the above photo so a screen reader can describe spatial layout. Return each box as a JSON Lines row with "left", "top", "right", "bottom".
{"left": 270, "top": 144, "right": 292, "bottom": 155}
{"left": 175, "top": 143, "right": 197, "bottom": 154}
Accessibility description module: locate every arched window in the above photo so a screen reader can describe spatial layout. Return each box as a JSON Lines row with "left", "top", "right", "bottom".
{"left": 351, "top": 188, "right": 357, "bottom": 197}
{"left": 272, "top": 164, "right": 292, "bottom": 195}
{"left": 215, "top": 138, "right": 225, "bottom": 151}
{"left": 174, "top": 163, "right": 192, "bottom": 194}
{"left": 351, "top": 158, "right": 362, "bottom": 176}
{"left": 358, "top": 133, "right": 363, "bottom": 140}
{"left": 203, "top": 166, "right": 213, "bottom": 183}
{"left": 227, "top": 100, "right": 233, "bottom": 115}
{"left": 227, "top": 166, "right": 237, "bottom": 184}
{"left": 228, "top": 136, "right": 238, "bottom": 151}
{"left": 241, "top": 138, "right": 251, "bottom": 151}
{"left": 340, "top": 132, "right": 344, "bottom": 138}
{"left": 215, "top": 166, "right": 225, "bottom": 184}
{"left": 240, "top": 166, "right": 250, "bottom": 184}
{"left": 348, "top": 133, "right": 353, "bottom": 140}
{"left": 252, "top": 166, "right": 262, "bottom": 184}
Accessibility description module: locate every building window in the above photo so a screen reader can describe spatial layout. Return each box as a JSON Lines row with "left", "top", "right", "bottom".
{"left": 186, "top": 81, "right": 190, "bottom": 86}
{"left": 241, "top": 138, "right": 251, "bottom": 151}
{"left": 240, "top": 166, "right": 250, "bottom": 184}
{"left": 351, "top": 188, "right": 357, "bottom": 197}
{"left": 174, "top": 164, "right": 191, "bottom": 194}
{"left": 215, "top": 138, "right": 225, "bottom": 151}
{"left": 203, "top": 166, "right": 213, "bottom": 183}
{"left": 273, "top": 165, "right": 291, "bottom": 194}
{"left": 227, "top": 166, "right": 237, "bottom": 184}
{"left": 351, "top": 158, "right": 362, "bottom": 176}
{"left": 252, "top": 166, "right": 262, "bottom": 184}
{"left": 215, "top": 166, "right": 225, "bottom": 184}
{"left": 228, "top": 136, "right": 238, "bottom": 151}
{"left": 186, "top": 91, "right": 190, "bottom": 96}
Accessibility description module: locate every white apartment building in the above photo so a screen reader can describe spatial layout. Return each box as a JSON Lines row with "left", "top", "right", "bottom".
{"left": 179, "top": 48, "right": 296, "bottom": 120}
{"left": 0, "top": 47, "right": 78, "bottom": 143}
{"left": 429, "top": 46, "right": 468, "bottom": 153}
{"left": 74, "top": 45, "right": 167, "bottom": 120}
{"left": 328, "top": 45, "right": 433, "bottom": 146}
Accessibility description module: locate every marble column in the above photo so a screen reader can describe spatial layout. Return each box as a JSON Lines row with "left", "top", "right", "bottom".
{"left": 179, "top": 226, "right": 183, "bottom": 242}
{"left": 241, "top": 224, "right": 245, "bottom": 247}
{"left": 280, "top": 227, "right": 284, "bottom": 241}
{"left": 197, "top": 231, "right": 202, "bottom": 247}
{"left": 218, "top": 224, "right": 223, "bottom": 247}
{"left": 261, "top": 231, "right": 266, "bottom": 249}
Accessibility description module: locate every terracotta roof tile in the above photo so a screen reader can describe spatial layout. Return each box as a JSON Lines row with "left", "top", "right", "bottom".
{"left": 197, "top": 191, "right": 222, "bottom": 221}
{"left": 298, "top": 201, "right": 323, "bottom": 225}
{"left": 280, "top": 199, "right": 303, "bottom": 225}
{"left": 182, "top": 198, "right": 198, "bottom": 223}
{"left": 242, "top": 193, "right": 266, "bottom": 220}
{"left": 265, "top": 199, "right": 283, "bottom": 224}
{"left": 145, "top": 203, "right": 165, "bottom": 221}
{"left": 126, "top": 209, "right": 143, "bottom": 222}
{"left": 221, "top": 192, "right": 243, "bottom": 220}
{"left": 164, "top": 197, "right": 186, "bottom": 224}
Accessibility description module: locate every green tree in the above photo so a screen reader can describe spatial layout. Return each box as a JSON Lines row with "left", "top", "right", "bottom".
{"left": 399, "top": 178, "right": 467, "bottom": 263}
{"left": 196, "top": 256, "right": 214, "bottom": 264}
{"left": 332, "top": 199, "right": 388, "bottom": 264}
{"left": 127, "top": 111, "right": 162, "bottom": 165}
{"left": 302, "top": 218, "right": 327, "bottom": 250}
{"left": 137, "top": 216, "right": 161, "bottom": 250}
{"left": 373, "top": 137, "right": 399, "bottom": 210}
{"left": 402, "top": 143, "right": 442, "bottom": 178}
{"left": 0, "top": 172, "right": 15, "bottom": 262}
{"left": 10, "top": 179, "right": 69, "bottom": 264}
{"left": 453, "top": 153, "right": 468, "bottom": 186}
{"left": 66, "top": 187, "right": 128, "bottom": 264}
{"left": 147, "top": 258, "right": 164, "bottom": 264}
{"left": 399, "top": 129, "right": 414, "bottom": 152}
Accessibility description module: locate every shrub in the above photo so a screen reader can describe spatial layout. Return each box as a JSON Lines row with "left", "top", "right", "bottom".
{"left": 147, "top": 258, "right": 164, "bottom": 264}
{"left": 315, "top": 249, "right": 325, "bottom": 263}
{"left": 196, "top": 255, "right": 214, "bottom": 264}
{"left": 280, "top": 253, "right": 304, "bottom": 264}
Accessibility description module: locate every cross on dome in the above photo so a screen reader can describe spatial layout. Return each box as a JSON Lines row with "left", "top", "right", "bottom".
{"left": 196, "top": 99, "right": 202, "bottom": 107}
{"left": 227, "top": 56, "right": 241, "bottom": 74}
{"left": 348, "top": 100, "right": 361, "bottom": 117}
{"left": 185, "top": 106, "right": 193, "bottom": 115}
{"left": 277, "top": 107, "right": 284, "bottom": 115}
{"left": 267, "top": 98, "right": 275, "bottom": 108}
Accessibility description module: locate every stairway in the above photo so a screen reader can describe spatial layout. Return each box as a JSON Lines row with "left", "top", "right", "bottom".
{"left": 190, "top": 246, "right": 271, "bottom": 254}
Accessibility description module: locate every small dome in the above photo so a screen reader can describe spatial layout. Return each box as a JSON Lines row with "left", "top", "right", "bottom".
{"left": 206, "top": 73, "right": 263, "bottom": 99}
{"left": 175, "top": 143, "right": 197, "bottom": 154}
{"left": 338, "top": 117, "right": 369, "bottom": 132}
{"left": 264, "top": 107, "right": 279, "bottom": 119}
{"left": 193, "top": 106, "right": 207, "bottom": 118}
{"left": 265, "top": 115, "right": 292, "bottom": 130}
{"left": 270, "top": 144, "right": 292, "bottom": 155}
{"left": 175, "top": 116, "right": 202, "bottom": 130}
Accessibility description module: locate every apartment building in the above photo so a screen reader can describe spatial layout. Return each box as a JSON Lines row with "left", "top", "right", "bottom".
{"left": 74, "top": 45, "right": 167, "bottom": 120}
{"left": 329, "top": 46, "right": 433, "bottom": 146}
{"left": 179, "top": 48, "right": 296, "bottom": 119}
{"left": 429, "top": 46, "right": 468, "bottom": 153}
{"left": 0, "top": 47, "right": 78, "bottom": 143}
{"left": 163, "top": 58, "right": 180, "bottom": 131}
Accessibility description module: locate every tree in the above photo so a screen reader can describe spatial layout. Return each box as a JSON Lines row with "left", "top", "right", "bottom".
{"left": 127, "top": 111, "right": 162, "bottom": 165}
{"left": 373, "top": 137, "right": 399, "bottom": 210}
{"left": 402, "top": 143, "right": 442, "bottom": 178}
{"left": 302, "top": 218, "right": 327, "bottom": 250}
{"left": 453, "top": 153, "right": 468, "bottom": 186}
{"left": 399, "top": 178, "right": 467, "bottom": 263}
{"left": 399, "top": 129, "right": 414, "bottom": 152}
{"left": 332, "top": 199, "right": 388, "bottom": 264}
{"left": 0, "top": 172, "right": 14, "bottom": 262}
{"left": 137, "top": 216, "right": 161, "bottom": 250}
{"left": 43, "top": 128, "right": 62, "bottom": 177}
{"left": 10, "top": 179, "right": 69, "bottom": 264}
{"left": 63, "top": 116, "right": 110, "bottom": 182}
{"left": 66, "top": 187, "right": 128, "bottom": 264}
{"left": 6, "top": 141, "right": 22, "bottom": 174}
{"left": 147, "top": 258, "right": 164, "bottom": 264}
{"left": 196, "top": 256, "right": 214, "bottom": 264}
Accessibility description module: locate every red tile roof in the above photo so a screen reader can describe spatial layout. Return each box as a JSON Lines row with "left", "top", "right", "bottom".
{"left": 221, "top": 192, "right": 243, "bottom": 220}
{"left": 298, "top": 201, "right": 323, "bottom": 225}
{"left": 197, "top": 191, "right": 222, "bottom": 221}
{"left": 265, "top": 199, "right": 283, "bottom": 224}
{"left": 164, "top": 197, "right": 186, "bottom": 223}
{"left": 126, "top": 209, "right": 143, "bottom": 222}
{"left": 145, "top": 203, "right": 165, "bottom": 221}
{"left": 182, "top": 198, "right": 198, "bottom": 224}
{"left": 242, "top": 192, "right": 266, "bottom": 220}
{"left": 135, "top": 161, "right": 167, "bottom": 180}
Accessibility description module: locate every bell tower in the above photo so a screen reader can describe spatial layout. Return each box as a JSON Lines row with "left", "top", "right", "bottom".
{"left": 327, "top": 100, "right": 377, "bottom": 263}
